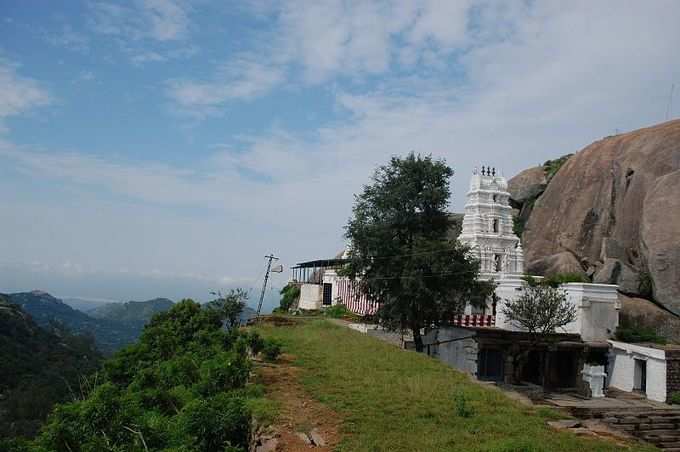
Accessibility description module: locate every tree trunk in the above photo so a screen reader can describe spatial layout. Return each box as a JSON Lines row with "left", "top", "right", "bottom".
{"left": 412, "top": 326, "right": 424, "bottom": 352}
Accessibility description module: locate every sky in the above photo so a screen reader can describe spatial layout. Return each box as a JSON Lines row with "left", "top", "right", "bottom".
{"left": 1, "top": 1, "right": 679, "bottom": 309}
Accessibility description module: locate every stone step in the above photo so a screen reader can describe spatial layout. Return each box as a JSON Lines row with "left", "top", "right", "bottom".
{"left": 638, "top": 432, "right": 680, "bottom": 443}
{"left": 638, "top": 423, "right": 680, "bottom": 431}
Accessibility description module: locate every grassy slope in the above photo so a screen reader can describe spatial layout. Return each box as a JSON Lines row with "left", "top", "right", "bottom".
{"left": 257, "top": 319, "right": 655, "bottom": 452}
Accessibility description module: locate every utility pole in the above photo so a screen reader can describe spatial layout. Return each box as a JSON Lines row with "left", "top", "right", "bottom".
{"left": 256, "top": 254, "right": 279, "bottom": 316}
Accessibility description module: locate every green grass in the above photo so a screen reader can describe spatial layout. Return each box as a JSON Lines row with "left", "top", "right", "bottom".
{"left": 256, "top": 319, "right": 655, "bottom": 452}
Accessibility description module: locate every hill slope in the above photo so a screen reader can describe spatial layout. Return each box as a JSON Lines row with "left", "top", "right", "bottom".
{"left": 0, "top": 294, "right": 101, "bottom": 438}
{"left": 89, "top": 297, "right": 174, "bottom": 322}
{"left": 509, "top": 119, "right": 680, "bottom": 316}
{"left": 7, "top": 291, "right": 142, "bottom": 353}
{"left": 255, "top": 319, "right": 653, "bottom": 451}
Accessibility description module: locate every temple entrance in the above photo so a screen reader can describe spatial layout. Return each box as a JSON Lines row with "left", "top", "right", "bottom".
{"left": 634, "top": 359, "right": 647, "bottom": 393}
{"left": 478, "top": 348, "right": 504, "bottom": 381}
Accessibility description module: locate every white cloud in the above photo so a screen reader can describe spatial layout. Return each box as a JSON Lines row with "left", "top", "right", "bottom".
{"left": 44, "top": 24, "right": 90, "bottom": 53}
{"left": 166, "top": 54, "right": 286, "bottom": 116}
{"left": 0, "top": 60, "right": 51, "bottom": 132}
{"left": 89, "top": 0, "right": 189, "bottom": 42}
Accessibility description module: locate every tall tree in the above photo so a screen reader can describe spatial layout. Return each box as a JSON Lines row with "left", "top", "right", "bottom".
{"left": 344, "top": 153, "right": 493, "bottom": 351}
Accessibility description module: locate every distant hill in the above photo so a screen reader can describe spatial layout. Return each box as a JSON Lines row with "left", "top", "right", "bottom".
{"left": 61, "top": 297, "right": 112, "bottom": 313}
{"left": 89, "top": 297, "right": 174, "bottom": 322}
{"left": 7, "top": 291, "right": 141, "bottom": 354}
{"left": 0, "top": 294, "right": 101, "bottom": 438}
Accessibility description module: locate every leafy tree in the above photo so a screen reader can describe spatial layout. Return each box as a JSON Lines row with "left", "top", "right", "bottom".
{"left": 344, "top": 153, "right": 494, "bottom": 352}
{"left": 502, "top": 284, "right": 577, "bottom": 336}
{"left": 278, "top": 283, "right": 300, "bottom": 312}
{"left": 208, "top": 289, "right": 248, "bottom": 329}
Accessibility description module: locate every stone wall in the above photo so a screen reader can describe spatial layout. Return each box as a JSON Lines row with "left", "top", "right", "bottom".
{"left": 667, "top": 349, "right": 680, "bottom": 402}
{"left": 423, "top": 328, "right": 479, "bottom": 376}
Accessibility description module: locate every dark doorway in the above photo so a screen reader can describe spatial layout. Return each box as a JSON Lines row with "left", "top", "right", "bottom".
{"left": 549, "top": 351, "right": 578, "bottom": 389}
{"left": 322, "top": 283, "right": 333, "bottom": 306}
{"left": 522, "top": 350, "right": 543, "bottom": 385}
{"left": 478, "top": 348, "right": 504, "bottom": 381}
{"left": 634, "top": 359, "right": 647, "bottom": 393}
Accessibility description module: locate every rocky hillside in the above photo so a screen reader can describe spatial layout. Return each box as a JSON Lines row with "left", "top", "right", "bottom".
{"left": 508, "top": 119, "right": 680, "bottom": 316}
{"left": 89, "top": 297, "right": 174, "bottom": 322}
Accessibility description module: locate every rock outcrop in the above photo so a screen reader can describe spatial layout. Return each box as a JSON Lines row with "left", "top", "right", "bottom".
{"left": 509, "top": 119, "right": 680, "bottom": 315}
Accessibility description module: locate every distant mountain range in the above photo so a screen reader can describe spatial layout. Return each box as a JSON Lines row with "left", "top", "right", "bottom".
{"left": 5, "top": 291, "right": 175, "bottom": 354}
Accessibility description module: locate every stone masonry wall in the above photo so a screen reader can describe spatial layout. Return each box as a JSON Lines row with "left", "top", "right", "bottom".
{"left": 666, "top": 350, "right": 680, "bottom": 402}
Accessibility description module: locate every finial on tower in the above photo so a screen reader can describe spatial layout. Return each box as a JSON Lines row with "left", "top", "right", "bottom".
{"left": 492, "top": 167, "right": 496, "bottom": 176}
{"left": 481, "top": 166, "right": 486, "bottom": 176}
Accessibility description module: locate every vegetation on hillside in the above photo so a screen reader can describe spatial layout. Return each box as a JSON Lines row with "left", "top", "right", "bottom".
{"left": 542, "top": 154, "right": 573, "bottom": 181}
{"left": 277, "top": 282, "right": 300, "bottom": 312}
{"left": 344, "top": 153, "right": 494, "bottom": 351}
{"left": 7, "top": 291, "right": 147, "bottom": 354}
{"left": 0, "top": 295, "right": 102, "bottom": 439}
{"left": 5, "top": 299, "right": 276, "bottom": 451}
{"left": 615, "top": 315, "right": 667, "bottom": 345}
{"left": 88, "top": 298, "right": 174, "bottom": 322}
{"left": 256, "top": 319, "right": 653, "bottom": 452}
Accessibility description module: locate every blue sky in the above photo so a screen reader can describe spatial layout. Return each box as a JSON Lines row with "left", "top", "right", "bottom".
{"left": 1, "top": 0, "right": 679, "bottom": 308}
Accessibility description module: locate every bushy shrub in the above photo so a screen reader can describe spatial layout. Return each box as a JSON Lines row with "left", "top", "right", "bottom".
{"left": 244, "top": 330, "right": 265, "bottom": 355}
{"left": 323, "top": 303, "right": 352, "bottom": 319}
{"left": 669, "top": 392, "right": 680, "bottom": 405}
{"left": 279, "top": 283, "right": 300, "bottom": 312}
{"left": 615, "top": 318, "right": 666, "bottom": 345}
{"left": 29, "top": 298, "right": 264, "bottom": 452}
{"left": 262, "top": 340, "right": 282, "bottom": 362}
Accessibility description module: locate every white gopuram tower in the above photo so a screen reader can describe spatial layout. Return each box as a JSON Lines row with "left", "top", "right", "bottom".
{"left": 459, "top": 166, "right": 524, "bottom": 279}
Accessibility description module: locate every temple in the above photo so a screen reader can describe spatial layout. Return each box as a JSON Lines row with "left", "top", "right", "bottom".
{"left": 458, "top": 166, "right": 524, "bottom": 277}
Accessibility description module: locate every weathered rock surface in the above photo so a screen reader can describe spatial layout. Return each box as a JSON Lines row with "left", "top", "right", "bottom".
{"left": 508, "top": 166, "right": 547, "bottom": 205}
{"left": 528, "top": 251, "right": 587, "bottom": 278}
{"left": 619, "top": 294, "right": 680, "bottom": 344}
{"left": 593, "top": 258, "right": 639, "bottom": 295}
{"left": 514, "top": 119, "right": 680, "bottom": 314}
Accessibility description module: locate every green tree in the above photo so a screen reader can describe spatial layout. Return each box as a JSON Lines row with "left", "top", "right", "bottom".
{"left": 208, "top": 289, "right": 248, "bottom": 329}
{"left": 278, "top": 283, "right": 300, "bottom": 312}
{"left": 344, "top": 153, "right": 493, "bottom": 352}
{"left": 502, "top": 284, "right": 577, "bottom": 336}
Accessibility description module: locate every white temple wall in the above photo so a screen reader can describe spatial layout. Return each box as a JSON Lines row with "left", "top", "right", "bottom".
{"left": 494, "top": 280, "right": 619, "bottom": 342}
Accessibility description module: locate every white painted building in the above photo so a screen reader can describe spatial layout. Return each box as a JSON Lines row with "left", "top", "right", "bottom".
{"left": 608, "top": 341, "right": 669, "bottom": 403}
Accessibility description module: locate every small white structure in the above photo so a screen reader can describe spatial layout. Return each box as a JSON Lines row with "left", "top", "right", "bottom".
{"left": 607, "top": 340, "right": 677, "bottom": 403}
{"left": 297, "top": 283, "right": 323, "bottom": 310}
{"left": 459, "top": 167, "right": 524, "bottom": 277}
{"left": 582, "top": 364, "right": 607, "bottom": 398}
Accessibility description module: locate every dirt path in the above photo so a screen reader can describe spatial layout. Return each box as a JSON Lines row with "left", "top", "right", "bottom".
{"left": 255, "top": 354, "right": 342, "bottom": 451}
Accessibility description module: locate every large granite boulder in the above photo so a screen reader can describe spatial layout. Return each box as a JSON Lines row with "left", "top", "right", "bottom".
{"left": 508, "top": 166, "right": 547, "bottom": 205}
{"left": 520, "top": 119, "right": 680, "bottom": 315}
